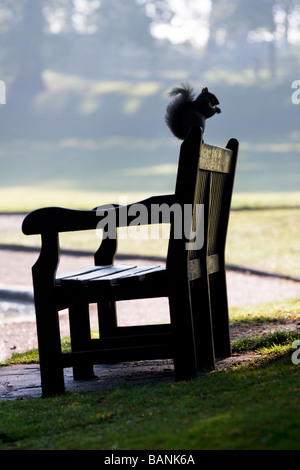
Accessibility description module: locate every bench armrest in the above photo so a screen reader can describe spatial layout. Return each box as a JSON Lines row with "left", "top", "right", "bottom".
{"left": 22, "top": 207, "right": 98, "bottom": 235}
{"left": 22, "top": 194, "right": 176, "bottom": 235}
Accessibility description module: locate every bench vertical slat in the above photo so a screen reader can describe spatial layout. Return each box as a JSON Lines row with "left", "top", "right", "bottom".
{"left": 208, "top": 137, "right": 239, "bottom": 357}
{"left": 189, "top": 166, "right": 215, "bottom": 369}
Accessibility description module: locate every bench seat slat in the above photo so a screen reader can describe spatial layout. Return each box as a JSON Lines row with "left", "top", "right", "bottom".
{"left": 57, "top": 265, "right": 165, "bottom": 288}
{"left": 57, "top": 265, "right": 137, "bottom": 284}
{"left": 56, "top": 265, "right": 112, "bottom": 281}
{"left": 105, "top": 265, "right": 165, "bottom": 286}
{"left": 109, "top": 265, "right": 163, "bottom": 279}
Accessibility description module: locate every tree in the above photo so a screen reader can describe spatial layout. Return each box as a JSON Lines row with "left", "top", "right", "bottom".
{"left": 9, "top": 0, "right": 45, "bottom": 104}
{"left": 94, "top": 0, "right": 154, "bottom": 48}
{"left": 206, "top": 0, "right": 297, "bottom": 78}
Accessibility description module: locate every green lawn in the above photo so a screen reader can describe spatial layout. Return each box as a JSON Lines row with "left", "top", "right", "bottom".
{"left": 0, "top": 333, "right": 299, "bottom": 450}
{"left": 0, "top": 271, "right": 299, "bottom": 450}
{"left": 226, "top": 207, "right": 300, "bottom": 277}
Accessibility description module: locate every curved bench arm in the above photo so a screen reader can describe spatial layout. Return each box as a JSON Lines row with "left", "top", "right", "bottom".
{"left": 22, "top": 194, "right": 176, "bottom": 235}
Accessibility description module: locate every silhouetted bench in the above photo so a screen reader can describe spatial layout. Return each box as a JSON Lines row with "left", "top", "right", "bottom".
{"left": 22, "top": 127, "right": 239, "bottom": 397}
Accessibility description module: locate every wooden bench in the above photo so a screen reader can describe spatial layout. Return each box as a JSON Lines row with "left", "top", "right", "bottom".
{"left": 22, "top": 126, "right": 239, "bottom": 397}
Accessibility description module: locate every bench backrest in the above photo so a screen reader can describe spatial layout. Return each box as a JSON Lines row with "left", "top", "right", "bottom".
{"left": 166, "top": 126, "right": 239, "bottom": 280}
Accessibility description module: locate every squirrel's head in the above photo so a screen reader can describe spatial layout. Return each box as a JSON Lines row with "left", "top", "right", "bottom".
{"left": 197, "top": 87, "right": 219, "bottom": 106}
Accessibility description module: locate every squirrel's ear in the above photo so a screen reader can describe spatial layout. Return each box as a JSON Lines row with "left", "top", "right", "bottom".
{"left": 202, "top": 87, "right": 208, "bottom": 93}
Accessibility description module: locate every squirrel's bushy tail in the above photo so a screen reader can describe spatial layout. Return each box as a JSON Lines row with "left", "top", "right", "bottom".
{"left": 165, "top": 83, "right": 202, "bottom": 140}
{"left": 167, "top": 83, "right": 195, "bottom": 101}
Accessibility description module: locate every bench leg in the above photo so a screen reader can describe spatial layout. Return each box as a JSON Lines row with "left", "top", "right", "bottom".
{"left": 69, "top": 303, "right": 95, "bottom": 380}
{"left": 209, "top": 271, "right": 231, "bottom": 358}
{"left": 168, "top": 282, "right": 198, "bottom": 381}
{"left": 190, "top": 277, "right": 215, "bottom": 371}
{"left": 97, "top": 300, "right": 118, "bottom": 337}
{"left": 35, "top": 302, "right": 65, "bottom": 397}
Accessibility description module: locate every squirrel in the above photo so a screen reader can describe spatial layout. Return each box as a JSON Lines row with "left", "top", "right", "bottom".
{"left": 165, "top": 83, "right": 221, "bottom": 140}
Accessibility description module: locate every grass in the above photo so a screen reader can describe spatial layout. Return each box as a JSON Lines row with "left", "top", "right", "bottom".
{"left": 0, "top": 298, "right": 299, "bottom": 450}
{"left": 0, "top": 185, "right": 157, "bottom": 213}
{"left": 0, "top": 341, "right": 299, "bottom": 450}
{"left": 232, "top": 330, "right": 299, "bottom": 353}
{"left": 226, "top": 207, "right": 300, "bottom": 277}
{"left": 229, "top": 297, "right": 300, "bottom": 323}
